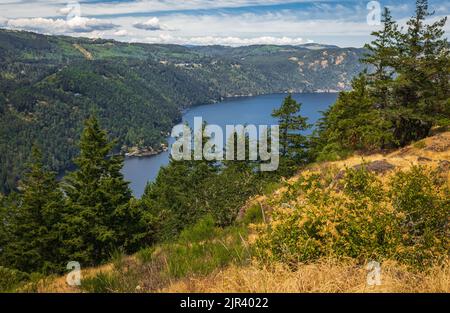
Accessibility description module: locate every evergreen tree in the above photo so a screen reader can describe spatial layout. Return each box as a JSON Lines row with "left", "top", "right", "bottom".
{"left": 202, "top": 132, "right": 259, "bottom": 226}
{"left": 312, "top": 74, "right": 390, "bottom": 160}
{"left": 0, "top": 147, "right": 65, "bottom": 273}
{"left": 362, "top": 7, "right": 400, "bottom": 110}
{"left": 315, "top": 0, "right": 449, "bottom": 158}
{"left": 392, "top": 0, "right": 449, "bottom": 144}
{"left": 63, "top": 116, "right": 133, "bottom": 264}
{"left": 142, "top": 122, "right": 217, "bottom": 240}
{"left": 272, "top": 94, "right": 310, "bottom": 172}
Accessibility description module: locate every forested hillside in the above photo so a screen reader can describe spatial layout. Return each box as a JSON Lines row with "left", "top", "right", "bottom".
{"left": 0, "top": 29, "right": 365, "bottom": 193}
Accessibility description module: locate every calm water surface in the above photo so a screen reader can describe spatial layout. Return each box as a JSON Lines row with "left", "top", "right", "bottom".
{"left": 122, "top": 93, "right": 338, "bottom": 197}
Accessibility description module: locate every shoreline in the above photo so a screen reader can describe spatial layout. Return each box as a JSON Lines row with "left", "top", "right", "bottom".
{"left": 124, "top": 146, "right": 169, "bottom": 158}
{"left": 221, "top": 89, "right": 341, "bottom": 101}
{"left": 124, "top": 90, "right": 340, "bottom": 159}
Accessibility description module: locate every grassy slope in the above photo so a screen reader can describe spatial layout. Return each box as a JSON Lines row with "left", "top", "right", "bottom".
{"left": 32, "top": 130, "right": 449, "bottom": 293}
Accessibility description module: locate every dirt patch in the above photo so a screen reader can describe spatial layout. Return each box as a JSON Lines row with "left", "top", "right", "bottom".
{"left": 73, "top": 44, "right": 93, "bottom": 60}
{"left": 334, "top": 159, "right": 395, "bottom": 182}
{"left": 354, "top": 160, "right": 395, "bottom": 174}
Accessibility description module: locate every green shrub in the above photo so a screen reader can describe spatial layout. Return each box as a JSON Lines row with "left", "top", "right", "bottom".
{"left": 343, "top": 164, "right": 383, "bottom": 201}
{"left": 136, "top": 247, "right": 155, "bottom": 264}
{"left": 390, "top": 166, "right": 449, "bottom": 267}
{"left": 255, "top": 166, "right": 449, "bottom": 269}
{"left": 178, "top": 215, "right": 216, "bottom": 243}
{"left": 0, "top": 266, "right": 29, "bottom": 292}
{"left": 241, "top": 203, "right": 264, "bottom": 225}
{"left": 162, "top": 220, "right": 250, "bottom": 278}
{"left": 81, "top": 272, "right": 118, "bottom": 293}
{"left": 261, "top": 181, "right": 283, "bottom": 195}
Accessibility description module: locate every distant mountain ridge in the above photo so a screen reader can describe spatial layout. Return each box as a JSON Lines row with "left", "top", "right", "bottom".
{"left": 0, "top": 29, "right": 367, "bottom": 192}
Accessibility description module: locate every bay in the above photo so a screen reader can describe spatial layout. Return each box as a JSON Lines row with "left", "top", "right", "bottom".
{"left": 122, "top": 93, "right": 338, "bottom": 197}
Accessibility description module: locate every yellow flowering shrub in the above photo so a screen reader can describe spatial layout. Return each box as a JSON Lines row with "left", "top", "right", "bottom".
{"left": 255, "top": 165, "right": 449, "bottom": 269}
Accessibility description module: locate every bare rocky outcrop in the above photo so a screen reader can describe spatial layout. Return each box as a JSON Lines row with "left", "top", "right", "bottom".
{"left": 334, "top": 159, "right": 395, "bottom": 182}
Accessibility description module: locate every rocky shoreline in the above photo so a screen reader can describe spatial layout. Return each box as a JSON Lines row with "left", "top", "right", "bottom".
{"left": 124, "top": 144, "right": 169, "bottom": 158}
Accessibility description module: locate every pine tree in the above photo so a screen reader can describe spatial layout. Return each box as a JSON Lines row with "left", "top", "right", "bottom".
{"left": 142, "top": 159, "right": 194, "bottom": 240}
{"left": 63, "top": 116, "right": 133, "bottom": 264}
{"left": 272, "top": 94, "right": 310, "bottom": 170}
{"left": 363, "top": 7, "right": 400, "bottom": 110}
{"left": 315, "top": 0, "right": 450, "bottom": 157}
{"left": 313, "top": 74, "right": 389, "bottom": 154}
{"left": 142, "top": 122, "right": 217, "bottom": 240}
{"left": 396, "top": 0, "right": 432, "bottom": 107}
{"left": 0, "top": 147, "right": 65, "bottom": 273}
{"left": 392, "top": 0, "right": 449, "bottom": 144}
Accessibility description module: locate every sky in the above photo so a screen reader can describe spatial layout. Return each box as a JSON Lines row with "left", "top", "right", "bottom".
{"left": 0, "top": 0, "right": 449, "bottom": 47}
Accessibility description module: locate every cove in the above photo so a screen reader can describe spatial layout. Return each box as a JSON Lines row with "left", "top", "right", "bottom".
{"left": 121, "top": 92, "right": 338, "bottom": 197}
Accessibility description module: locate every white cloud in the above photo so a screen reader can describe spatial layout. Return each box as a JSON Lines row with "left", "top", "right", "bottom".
{"left": 58, "top": 1, "right": 81, "bottom": 18}
{"left": 58, "top": 7, "right": 72, "bottom": 16}
{"left": 3, "top": 16, "right": 118, "bottom": 33}
{"left": 114, "top": 29, "right": 129, "bottom": 36}
{"left": 133, "top": 17, "right": 165, "bottom": 31}
{"left": 0, "top": 0, "right": 448, "bottom": 47}
{"left": 0, "top": 17, "right": 7, "bottom": 27}
{"left": 143, "top": 34, "right": 308, "bottom": 46}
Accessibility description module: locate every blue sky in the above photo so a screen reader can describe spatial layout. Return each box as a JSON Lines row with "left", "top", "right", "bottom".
{"left": 0, "top": 0, "right": 449, "bottom": 47}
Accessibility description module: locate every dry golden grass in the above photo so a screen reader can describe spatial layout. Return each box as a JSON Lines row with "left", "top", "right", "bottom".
{"left": 162, "top": 259, "right": 450, "bottom": 293}
{"left": 33, "top": 263, "right": 113, "bottom": 293}
{"left": 310, "top": 131, "right": 450, "bottom": 175}
{"left": 35, "top": 258, "right": 141, "bottom": 293}
{"left": 237, "top": 131, "right": 450, "bottom": 228}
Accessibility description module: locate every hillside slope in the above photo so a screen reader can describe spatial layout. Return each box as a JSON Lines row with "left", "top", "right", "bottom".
{"left": 0, "top": 29, "right": 366, "bottom": 193}
{"left": 34, "top": 130, "right": 449, "bottom": 293}
{"left": 163, "top": 131, "right": 450, "bottom": 293}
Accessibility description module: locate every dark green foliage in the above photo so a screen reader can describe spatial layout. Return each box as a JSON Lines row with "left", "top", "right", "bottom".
{"left": 272, "top": 94, "right": 310, "bottom": 157}
{"left": 241, "top": 203, "right": 264, "bottom": 225}
{"left": 203, "top": 163, "right": 259, "bottom": 226}
{"left": 142, "top": 159, "right": 214, "bottom": 240}
{"left": 390, "top": 166, "right": 449, "bottom": 267}
{"left": 0, "top": 147, "right": 65, "bottom": 274}
{"left": 313, "top": 74, "right": 391, "bottom": 159}
{"left": 362, "top": 7, "right": 399, "bottom": 110}
{"left": 312, "top": 1, "right": 450, "bottom": 160}
{"left": 141, "top": 124, "right": 275, "bottom": 239}
{"left": 272, "top": 94, "right": 310, "bottom": 174}
{"left": 0, "top": 118, "right": 153, "bottom": 276}
{"left": 141, "top": 119, "right": 219, "bottom": 239}
{"left": 62, "top": 116, "right": 141, "bottom": 265}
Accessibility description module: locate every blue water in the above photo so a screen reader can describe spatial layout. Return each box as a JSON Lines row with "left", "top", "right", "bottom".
{"left": 122, "top": 93, "right": 338, "bottom": 197}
